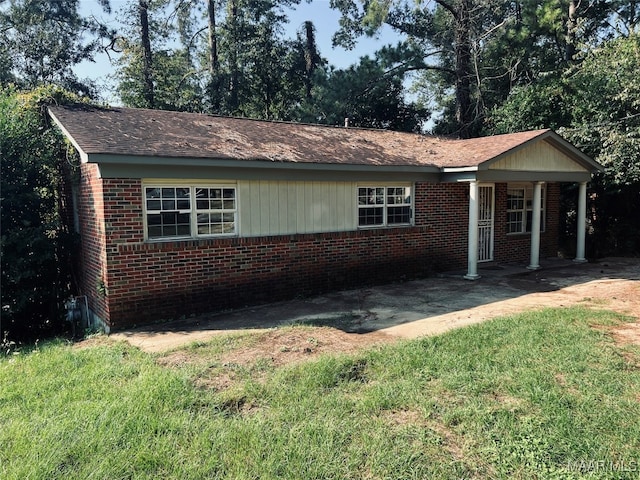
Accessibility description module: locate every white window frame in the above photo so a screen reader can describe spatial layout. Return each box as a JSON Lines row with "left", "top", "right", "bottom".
{"left": 194, "top": 186, "right": 238, "bottom": 237}
{"left": 357, "top": 185, "right": 413, "bottom": 228}
{"left": 143, "top": 184, "right": 237, "bottom": 241}
{"left": 506, "top": 183, "right": 545, "bottom": 235}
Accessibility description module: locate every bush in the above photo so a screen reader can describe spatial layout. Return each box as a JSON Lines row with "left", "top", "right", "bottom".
{"left": 0, "top": 85, "right": 81, "bottom": 341}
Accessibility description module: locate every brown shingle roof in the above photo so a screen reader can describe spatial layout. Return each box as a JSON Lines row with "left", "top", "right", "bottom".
{"left": 48, "top": 105, "right": 550, "bottom": 168}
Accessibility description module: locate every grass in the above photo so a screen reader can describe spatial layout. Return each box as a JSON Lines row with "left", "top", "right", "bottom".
{"left": 1, "top": 307, "right": 640, "bottom": 479}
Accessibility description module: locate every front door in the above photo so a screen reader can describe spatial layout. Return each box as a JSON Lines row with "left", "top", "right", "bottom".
{"left": 478, "top": 184, "right": 494, "bottom": 262}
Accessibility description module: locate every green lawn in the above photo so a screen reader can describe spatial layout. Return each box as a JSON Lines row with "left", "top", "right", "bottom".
{"left": 1, "top": 307, "right": 639, "bottom": 479}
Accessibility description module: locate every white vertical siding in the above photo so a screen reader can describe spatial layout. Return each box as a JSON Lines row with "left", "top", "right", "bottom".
{"left": 489, "top": 140, "right": 587, "bottom": 172}
{"left": 238, "top": 180, "right": 357, "bottom": 236}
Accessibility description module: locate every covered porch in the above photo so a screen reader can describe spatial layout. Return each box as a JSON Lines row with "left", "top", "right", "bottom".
{"left": 438, "top": 130, "right": 603, "bottom": 280}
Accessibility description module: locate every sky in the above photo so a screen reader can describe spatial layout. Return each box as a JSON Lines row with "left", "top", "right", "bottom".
{"left": 75, "top": 0, "right": 404, "bottom": 105}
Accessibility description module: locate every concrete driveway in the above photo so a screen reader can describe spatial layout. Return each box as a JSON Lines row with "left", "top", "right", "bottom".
{"left": 111, "top": 257, "right": 640, "bottom": 353}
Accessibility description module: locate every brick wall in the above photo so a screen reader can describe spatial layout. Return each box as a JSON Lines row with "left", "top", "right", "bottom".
{"left": 80, "top": 178, "right": 560, "bottom": 330}
{"left": 90, "top": 181, "right": 470, "bottom": 329}
{"left": 76, "top": 164, "right": 109, "bottom": 323}
{"left": 493, "top": 183, "right": 560, "bottom": 263}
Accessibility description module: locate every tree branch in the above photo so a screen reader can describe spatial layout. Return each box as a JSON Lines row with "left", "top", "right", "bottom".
{"left": 434, "top": 0, "right": 458, "bottom": 20}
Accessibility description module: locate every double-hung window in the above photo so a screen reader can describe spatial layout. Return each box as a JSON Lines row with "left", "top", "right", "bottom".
{"left": 144, "top": 185, "right": 237, "bottom": 240}
{"left": 358, "top": 186, "right": 412, "bottom": 227}
{"left": 195, "top": 187, "right": 237, "bottom": 235}
{"left": 506, "top": 184, "right": 545, "bottom": 234}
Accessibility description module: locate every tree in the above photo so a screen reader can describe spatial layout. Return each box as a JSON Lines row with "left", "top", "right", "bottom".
{"left": 298, "top": 49, "right": 429, "bottom": 131}
{"left": 0, "top": 85, "right": 80, "bottom": 342}
{"left": 114, "top": 0, "right": 306, "bottom": 117}
{"left": 490, "top": 35, "right": 640, "bottom": 256}
{"left": 115, "top": 0, "right": 204, "bottom": 111}
{"left": 0, "top": 0, "right": 114, "bottom": 95}
{"left": 298, "top": 21, "right": 321, "bottom": 100}
{"left": 138, "top": 0, "right": 155, "bottom": 108}
{"left": 330, "top": 0, "right": 619, "bottom": 137}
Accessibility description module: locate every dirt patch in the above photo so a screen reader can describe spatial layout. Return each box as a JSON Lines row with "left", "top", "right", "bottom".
{"left": 609, "top": 322, "right": 640, "bottom": 347}
{"left": 215, "top": 327, "right": 390, "bottom": 369}
{"left": 156, "top": 327, "right": 392, "bottom": 391}
{"left": 73, "top": 335, "right": 121, "bottom": 350}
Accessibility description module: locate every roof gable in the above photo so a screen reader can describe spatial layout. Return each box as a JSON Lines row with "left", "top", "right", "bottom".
{"left": 488, "top": 138, "right": 590, "bottom": 172}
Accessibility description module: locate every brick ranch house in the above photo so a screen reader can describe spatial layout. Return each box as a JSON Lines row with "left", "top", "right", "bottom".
{"left": 49, "top": 105, "right": 602, "bottom": 332}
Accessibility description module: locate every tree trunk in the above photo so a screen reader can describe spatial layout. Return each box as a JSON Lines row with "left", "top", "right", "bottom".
{"left": 227, "top": 0, "right": 239, "bottom": 113}
{"left": 138, "top": 0, "right": 154, "bottom": 108}
{"left": 436, "top": 0, "right": 474, "bottom": 138}
{"left": 207, "top": 0, "right": 221, "bottom": 111}
{"left": 454, "top": 0, "right": 473, "bottom": 138}
{"left": 303, "top": 21, "right": 318, "bottom": 99}
{"left": 208, "top": 0, "right": 218, "bottom": 75}
{"left": 565, "top": 0, "right": 578, "bottom": 62}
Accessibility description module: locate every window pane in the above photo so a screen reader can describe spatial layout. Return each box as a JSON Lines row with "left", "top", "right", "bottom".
{"left": 211, "top": 224, "right": 223, "bottom": 234}
{"left": 211, "top": 213, "right": 222, "bottom": 223}
{"left": 211, "top": 199, "right": 223, "bottom": 209}
{"left": 148, "top": 226, "right": 162, "bottom": 238}
{"left": 161, "top": 187, "right": 175, "bottom": 197}
{"left": 148, "top": 214, "right": 161, "bottom": 226}
{"left": 177, "top": 199, "right": 190, "bottom": 209}
{"left": 196, "top": 199, "right": 208, "bottom": 209}
{"left": 147, "top": 199, "right": 161, "bottom": 211}
{"left": 223, "top": 189, "right": 235, "bottom": 199}
{"left": 507, "top": 211, "right": 523, "bottom": 233}
{"left": 358, "top": 207, "right": 384, "bottom": 226}
{"left": 223, "top": 212, "right": 235, "bottom": 222}
{"left": 387, "top": 187, "right": 410, "bottom": 205}
{"left": 162, "top": 225, "right": 177, "bottom": 237}
{"left": 146, "top": 188, "right": 160, "bottom": 199}
{"left": 196, "top": 188, "right": 208, "bottom": 199}
{"left": 507, "top": 189, "right": 524, "bottom": 210}
{"left": 162, "top": 199, "right": 176, "bottom": 210}
{"left": 388, "top": 206, "right": 410, "bottom": 224}
{"left": 176, "top": 188, "right": 189, "bottom": 198}
{"left": 198, "top": 225, "right": 210, "bottom": 235}
{"left": 358, "top": 187, "right": 384, "bottom": 206}
{"left": 197, "top": 213, "right": 209, "bottom": 225}
{"left": 177, "top": 224, "right": 190, "bottom": 236}
{"left": 161, "top": 212, "right": 177, "bottom": 224}
{"left": 223, "top": 199, "right": 235, "bottom": 209}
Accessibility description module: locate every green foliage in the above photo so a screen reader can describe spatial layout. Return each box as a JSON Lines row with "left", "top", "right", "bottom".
{"left": 0, "top": 85, "right": 80, "bottom": 341}
{"left": 0, "top": 0, "right": 114, "bottom": 95}
{"left": 490, "top": 35, "right": 640, "bottom": 255}
{"left": 1, "top": 308, "right": 639, "bottom": 478}
{"left": 298, "top": 51, "right": 429, "bottom": 131}
{"left": 113, "top": 0, "right": 427, "bottom": 130}
{"left": 332, "top": 0, "right": 628, "bottom": 136}
{"left": 567, "top": 35, "right": 640, "bottom": 185}
{"left": 117, "top": 46, "right": 205, "bottom": 112}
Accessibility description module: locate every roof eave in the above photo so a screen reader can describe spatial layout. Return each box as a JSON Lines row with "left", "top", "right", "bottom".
{"left": 48, "top": 107, "right": 90, "bottom": 163}
{"left": 86, "top": 152, "right": 441, "bottom": 174}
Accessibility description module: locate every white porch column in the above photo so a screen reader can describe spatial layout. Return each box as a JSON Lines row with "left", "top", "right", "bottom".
{"left": 574, "top": 181, "right": 588, "bottom": 263}
{"left": 527, "top": 181, "right": 543, "bottom": 270}
{"left": 465, "top": 181, "right": 480, "bottom": 280}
